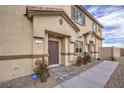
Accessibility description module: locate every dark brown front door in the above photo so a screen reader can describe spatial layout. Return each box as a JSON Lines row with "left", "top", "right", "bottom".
{"left": 48, "top": 40, "right": 59, "bottom": 65}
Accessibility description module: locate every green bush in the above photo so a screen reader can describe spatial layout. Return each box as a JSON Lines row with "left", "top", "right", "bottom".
{"left": 111, "top": 56, "right": 115, "bottom": 61}
{"left": 97, "top": 58, "right": 101, "bottom": 60}
{"left": 83, "top": 53, "right": 91, "bottom": 64}
{"left": 33, "top": 56, "right": 50, "bottom": 82}
{"left": 75, "top": 56, "right": 83, "bottom": 66}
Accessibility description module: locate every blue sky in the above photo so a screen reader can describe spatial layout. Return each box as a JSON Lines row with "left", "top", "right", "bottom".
{"left": 84, "top": 5, "right": 124, "bottom": 48}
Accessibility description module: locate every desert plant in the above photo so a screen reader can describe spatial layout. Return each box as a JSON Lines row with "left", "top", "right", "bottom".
{"left": 83, "top": 53, "right": 91, "bottom": 64}
{"left": 33, "top": 56, "right": 50, "bottom": 82}
{"left": 97, "top": 58, "right": 101, "bottom": 60}
{"left": 111, "top": 56, "right": 115, "bottom": 61}
{"left": 75, "top": 56, "right": 83, "bottom": 66}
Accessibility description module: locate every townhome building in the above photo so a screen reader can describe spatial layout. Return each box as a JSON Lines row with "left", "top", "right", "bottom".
{"left": 0, "top": 5, "right": 104, "bottom": 81}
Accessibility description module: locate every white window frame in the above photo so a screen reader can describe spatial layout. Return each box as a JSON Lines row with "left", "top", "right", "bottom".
{"left": 72, "top": 7, "right": 85, "bottom": 25}
{"left": 92, "top": 23, "right": 97, "bottom": 31}
{"left": 75, "top": 41, "right": 83, "bottom": 53}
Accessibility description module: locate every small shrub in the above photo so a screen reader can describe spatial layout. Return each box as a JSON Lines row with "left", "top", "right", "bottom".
{"left": 75, "top": 56, "right": 83, "bottom": 66}
{"left": 33, "top": 56, "right": 50, "bottom": 82}
{"left": 111, "top": 56, "right": 115, "bottom": 61}
{"left": 83, "top": 53, "right": 91, "bottom": 64}
{"left": 97, "top": 58, "right": 101, "bottom": 60}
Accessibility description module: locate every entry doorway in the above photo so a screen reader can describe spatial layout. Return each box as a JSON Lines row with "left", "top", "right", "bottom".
{"left": 48, "top": 40, "right": 59, "bottom": 65}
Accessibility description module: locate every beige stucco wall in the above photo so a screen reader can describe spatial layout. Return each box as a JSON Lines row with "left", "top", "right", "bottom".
{"left": 0, "top": 58, "right": 33, "bottom": 82}
{"left": 61, "top": 37, "right": 70, "bottom": 66}
{"left": 33, "top": 38, "right": 44, "bottom": 54}
{"left": 69, "top": 42, "right": 75, "bottom": 62}
{"left": 96, "top": 39, "right": 102, "bottom": 51}
{"left": 33, "top": 16, "right": 76, "bottom": 42}
{"left": 0, "top": 6, "right": 34, "bottom": 82}
{"left": 96, "top": 25, "right": 102, "bottom": 36}
{"left": 113, "top": 47, "right": 120, "bottom": 58}
{"left": 96, "top": 39, "right": 102, "bottom": 58}
{"left": 0, "top": 6, "right": 33, "bottom": 55}
{"left": 75, "top": 16, "right": 93, "bottom": 35}
{"left": 38, "top": 5, "right": 102, "bottom": 36}
{"left": 32, "top": 33, "right": 48, "bottom": 55}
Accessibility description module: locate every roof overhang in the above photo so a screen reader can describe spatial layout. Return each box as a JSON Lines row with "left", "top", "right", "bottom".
{"left": 83, "top": 31, "right": 104, "bottom": 40}
{"left": 26, "top": 6, "right": 80, "bottom": 32}
{"left": 92, "top": 31, "right": 104, "bottom": 40}
{"left": 76, "top": 5, "right": 104, "bottom": 28}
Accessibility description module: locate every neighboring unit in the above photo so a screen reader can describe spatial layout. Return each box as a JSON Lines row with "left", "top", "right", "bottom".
{"left": 0, "top": 5, "right": 103, "bottom": 81}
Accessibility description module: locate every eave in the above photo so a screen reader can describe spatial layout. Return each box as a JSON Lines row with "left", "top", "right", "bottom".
{"left": 26, "top": 6, "right": 80, "bottom": 32}
{"left": 92, "top": 31, "right": 104, "bottom": 40}
{"left": 83, "top": 31, "right": 104, "bottom": 40}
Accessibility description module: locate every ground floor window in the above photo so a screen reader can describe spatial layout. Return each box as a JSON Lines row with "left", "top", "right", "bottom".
{"left": 75, "top": 41, "right": 83, "bottom": 53}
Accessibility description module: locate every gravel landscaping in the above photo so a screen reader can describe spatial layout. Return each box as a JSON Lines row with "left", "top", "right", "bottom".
{"left": 69, "top": 60, "right": 102, "bottom": 74}
{"left": 0, "top": 75, "right": 57, "bottom": 88}
{"left": 0, "top": 60, "right": 102, "bottom": 88}
{"left": 105, "top": 61, "right": 124, "bottom": 88}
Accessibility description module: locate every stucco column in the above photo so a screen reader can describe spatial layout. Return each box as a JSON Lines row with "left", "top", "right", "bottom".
{"left": 61, "top": 37, "right": 69, "bottom": 66}
{"left": 94, "top": 45, "right": 97, "bottom": 59}
{"left": 92, "top": 45, "right": 96, "bottom": 58}
{"left": 44, "top": 33, "right": 48, "bottom": 55}
{"left": 68, "top": 42, "right": 75, "bottom": 64}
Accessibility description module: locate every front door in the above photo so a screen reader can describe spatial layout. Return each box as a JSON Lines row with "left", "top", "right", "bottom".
{"left": 48, "top": 40, "right": 59, "bottom": 65}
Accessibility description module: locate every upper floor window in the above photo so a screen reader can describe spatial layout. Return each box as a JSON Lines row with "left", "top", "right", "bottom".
{"left": 92, "top": 23, "right": 97, "bottom": 31}
{"left": 75, "top": 41, "right": 83, "bottom": 53}
{"left": 98, "top": 26, "right": 101, "bottom": 32}
{"left": 72, "top": 7, "right": 85, "bottom": 25}
{"left": 98, "top": 26, "right": 102, "bottom": 36}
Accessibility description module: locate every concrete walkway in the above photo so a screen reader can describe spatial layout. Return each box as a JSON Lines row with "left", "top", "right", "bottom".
{"left": 55, "top": 61, "right": 119, "bottom": 88}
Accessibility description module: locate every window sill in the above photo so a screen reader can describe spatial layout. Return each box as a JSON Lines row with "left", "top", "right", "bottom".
{"left": 74, "top": 21, "right": 85, "bottom": 27}
{"left": 71, "top": 17, "right": 85, "bottom": 27}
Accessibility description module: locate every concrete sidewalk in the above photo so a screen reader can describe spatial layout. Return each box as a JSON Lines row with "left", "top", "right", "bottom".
{"left": 55, "top": 61, "right": 119, "bottom": 88}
